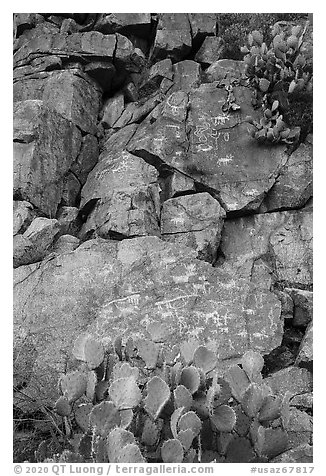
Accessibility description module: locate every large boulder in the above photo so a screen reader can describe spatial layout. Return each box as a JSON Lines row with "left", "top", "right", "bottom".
{"left": 14, "top": 236, "right": 284, "bottom": 410}
{"left": 13, "top": 100, "right": 82, "bottom": 217}
{"left": 127, "top": 84, "right": 289, "bottom": 213}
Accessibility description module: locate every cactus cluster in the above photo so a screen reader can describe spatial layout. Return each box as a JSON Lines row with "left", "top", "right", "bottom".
{"left": 47, "top": 331, "right": 293, "bottom": 464}
{"left": 241, "top": 22, "right": 312, "bottom": 145}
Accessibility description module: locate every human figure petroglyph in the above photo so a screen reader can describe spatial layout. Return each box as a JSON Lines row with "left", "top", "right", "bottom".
{"left": 170, "top": 215, "right": 186, "bottom": 226}
{"left": 193, "top": 281, "right": 211, "bottom": 294}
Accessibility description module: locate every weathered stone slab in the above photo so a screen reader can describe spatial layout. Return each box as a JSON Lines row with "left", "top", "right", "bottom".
{"left": 170, "top": 60, "right": 201, "bottom": 93}
{"left": 13, "top": 200, "right": 35, "bottom": 235}
{"left": 138, "top": 59, "right": 173, "bottom": 98}
{"left": 80, "top": 151, "right": 161, "bottom": 239}
{"left": 14, "top": 217, "right": 60, "bottom": 267}
{"left": 287, "top": 408, "right": 313, "bottom": 449}
{"left": 187, "top": 85, "right": 288, "bottom": 211}
{"left": 115, "top": 33, "right": 146, "bottom": 73}
{"left": 161, "top": 193, "right": 226, "bottom": 262}
{"left": 194, "top": 37, "right": 225, "bottom": 66}
{"left": 128, "top": 85, "right": 288, "bottom": 212}
{"left": 204, "top": 59, "right": 246, "bottom": 83}
{"left": 260, "top": 142, "right": 313, "bottom": 212}
{"left": 164, "top": 170, "right": 196, "bottom": 199}
{"left": 13, "top": 100, "right": 82, "bottom": 217}
{"left": 101, "top": 93, "right": 125, "bottom": 128}
{"left": 56, "top": 206, "right": 81, "bottom": 237}
{"left": 295, "top": 322, "right": 313, "bottom": 366}
{"left": 70, "top": 134, "right": 99, "bottom": 185}
{"left": 264, "top": 367, "right": 312, "bottom": 396}
{"left": 284, "top": 288, "right": 313, "bottom": 327}
{"left": 14, "top": 236, "right": 285, "bottom": 409}
{"left": 42, "top": 70, "right": 101, "bottom": 134}
{"left": 219, "top": 209, "right": 313, "bottom": 288}
{"left": 14, "top": 31, "right": 117, "bottom": 68}
{"left": 151, "top": 14, "right": 192, "bottom": 62}
{"left": 271, "top": 443, "right": 313, "bottom": 463}
{"left": 188, "top": 13, "right": 218, "bottom": 45}
{"left": 95, "top": 13, "right": 151, "bottom": 37}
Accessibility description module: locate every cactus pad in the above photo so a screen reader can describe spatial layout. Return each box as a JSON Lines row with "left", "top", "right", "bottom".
{"left": 255, "top": 426, "right": 289, "bottom": 459}
{"left": 86, "top": 370, "right": 97, "bottom": 401}
{"left": 177, "top": 429, "right": 194, "bottom": 451}
{"left": 95, "top": 380, "right": 110, "bottom": 401}
{"left": 55, "top": 396, "right": 72, "bottom": 416}
{"left": 161, "top": 439, "right": 184, "bottom": 463}
{"left": 109, "top": 376, "right": 142, "bottom": 410}
{"left": 193, "top": 346, "right": 217, "bottom": 373}
{"left": 178, "top": 411, "right": 202, "bottom": 437}
{"left": 258, "top": 395, "right": 282, "bottom": 422}
{"left": 241, "top": 383, "right": 265, "bottom": 418}
{"left": 174, "top": 385, "right": 193, "bottom": 411}
{"left": 119, "top": 409, "right": 133, "bottom": 429}
{"left": 180, "top": 338, "right": 199, "bottom": 365}
{"left": 210, "top": 405, "right": 237, "bottom": 432}
{"left": 106, "top": 428, "right": 137, "bottom": 463}
{"left": 72, "top": 334, "right": 104, "bottom": 369}
{"left": 144, "top": 376, "right": 171, "bottom": 420}
{"left": 59, "top": 370, "right": 87, "bottom": 402}
{"left": 89, "top": 401, "right": 121, "bottom": 436}
{"left": 241, "top": 350, "right": 264, "bottom": 381}
{"left": 179, "top": 366, "right": 201, "bottom": 394}
{"left": 224, "top": 365, "right": 250, "bottom": 402}
{"left": 112, "top": 362, "right": 139, "bottom": 382}
{"left": 136, "top": 338, "right": 160, "bottom": 369}
{"left": 74, "top": 403, "right": 93, "bottom": 432}
{"left": 141, "top": 416, "right": 161, "bottom": 446}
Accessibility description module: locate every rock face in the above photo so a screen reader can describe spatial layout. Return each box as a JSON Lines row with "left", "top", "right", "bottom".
{"left": 12, "top": 14, "right": 313, "bottom": 459}
{"left": 14, "top": 236, "right": 284, "bottom": 406}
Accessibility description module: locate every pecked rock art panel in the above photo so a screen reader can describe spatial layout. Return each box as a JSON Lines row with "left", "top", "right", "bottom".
{"left": 14, "top": 236, "right": 283, "bottom": 409}
{"left": 128, "top": 85, "right": 288, "bottom": 213}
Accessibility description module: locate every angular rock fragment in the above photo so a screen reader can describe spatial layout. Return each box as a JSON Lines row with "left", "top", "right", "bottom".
{"left": 271, "top": 443, "right": 312, "bottom": 463}
{"left": 264, "top": 367, "right": 312, "bottom": 396}
{"left": 161, "top": 192, "right": 226, "bottom": 262}
{"left": 151, "top": 14, "right": 192, "bottom": 62}
{"left": 194, "top": 37, "right": 225, "bottom": 66}
{"left": 13, "top": 200, "right": 35, "bottom": 235}
{"left": 260, "top": 141, "right": 313, "bottom": 212}
{"left": 295, "top": 322, "right": 313, "bottom": 366}
{"left": 14, "top": 217, "right": 60, "bottom": 267}
{"left": 79, "top": 151, "right": 161, "bottom": 239}
{"left": 94, "top": 13, "right": 151, "bottom": 37}
{"left": 204, "top": 59, "right": 246, "bottom": 83}
{"left": 284, "top": 288, "right": 313, "bottom": 327}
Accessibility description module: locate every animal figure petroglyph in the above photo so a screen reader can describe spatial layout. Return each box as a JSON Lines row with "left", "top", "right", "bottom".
{"left": 217, "top": 154, "right": 234, "bottom": 165}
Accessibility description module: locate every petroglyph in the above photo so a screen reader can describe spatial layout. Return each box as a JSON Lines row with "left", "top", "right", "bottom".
{"left": 194, "top": 113, "right": 232, "bottom": 149}
{"left": 217, "top": 154, "right": 234, "bottom": 165}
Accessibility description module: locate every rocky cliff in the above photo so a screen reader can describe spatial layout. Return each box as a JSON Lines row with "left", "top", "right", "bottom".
{"left": 13, "top": 13, "right": 312, "bottom": 462}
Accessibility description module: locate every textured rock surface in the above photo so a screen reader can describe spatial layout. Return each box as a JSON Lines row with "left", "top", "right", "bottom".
{"left": 12, "top": 16, "right": 313, "bottom": 456}
{"left": 13, "top": 100, "right": 82, "bottom": 217}
{"left": 14, "top": 235, "right": 284, "bottom": 406}
{"left": 264, "top": 367, "right": 313, "bottom": 396}
{"left": 161, "top": 193, "right": 226, "bottom": 262}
